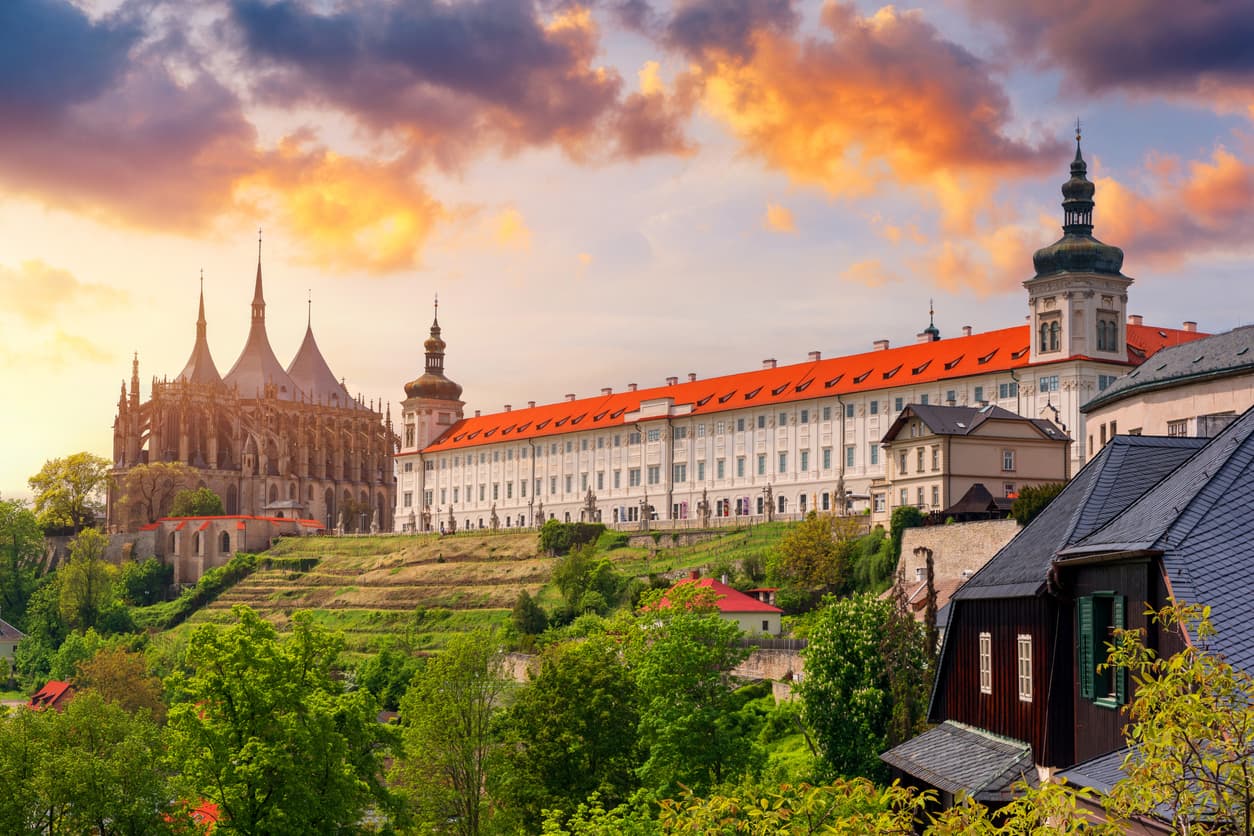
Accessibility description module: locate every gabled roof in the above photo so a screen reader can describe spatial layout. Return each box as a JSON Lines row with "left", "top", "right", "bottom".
{"left": 28, "top": 680, "right": 73, "bottom": 710}
{"left": 1083, "top": 325, "right": 1254, "bottom": 413}
{"left": 663, "top": 574, "right": 783, "bottom": 614}
{"left": 287, "top": 323, "right": 359, "bottom": 409}
{"left": 880, "top": 721, "right": 1037, "bottom": 802}
{"left": 952, "top": 434, "right": 1207, "bottom": 601}
{"left": 0, "top": 616, "right": 24, "bottom": 642}
{"left": 1057, "top": 406, "right": 1254, "bottom": 672}
{"left": 420, "top": 323, "right": 1199, "bottom": 454}
{"left": 882, "top": 403, "right": 1068, "bottom": 444}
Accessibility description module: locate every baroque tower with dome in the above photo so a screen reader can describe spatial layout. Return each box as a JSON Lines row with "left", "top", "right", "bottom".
{"left": 107, "top": 247, "right": 395, "bottom": 532}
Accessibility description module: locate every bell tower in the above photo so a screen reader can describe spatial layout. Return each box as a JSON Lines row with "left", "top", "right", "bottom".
{"left": 1025, "top": 126, "right": 1132, "bottom": 364}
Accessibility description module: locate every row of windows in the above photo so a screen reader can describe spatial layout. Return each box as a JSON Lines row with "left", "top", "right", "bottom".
{"left": 978, "top": 631, "right": 1033, "bottom": 702}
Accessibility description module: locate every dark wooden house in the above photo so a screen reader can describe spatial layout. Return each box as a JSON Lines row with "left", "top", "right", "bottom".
{"left": 882, "top": 433, "right": 1207, "bottom": 802}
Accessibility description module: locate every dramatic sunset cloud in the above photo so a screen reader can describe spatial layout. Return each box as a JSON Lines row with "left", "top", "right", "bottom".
{"left": 693, "top": 3, "right": 1062, "bottom": 233}
{"left": 966, "top": 0, "right": 1254, "bottom": 115}
{"left": 1097, "top": 146, "right": 1254, "bottom": 267}
{"left": 238, "top": 139, "right": 446, "bottom": 274}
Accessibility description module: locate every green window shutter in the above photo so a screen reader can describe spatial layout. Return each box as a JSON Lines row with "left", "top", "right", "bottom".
{"left": 1113, "top": 595, "right": 1127, "bottom": 705}
{"left": 1077, "top": 596, "right": 1094, "bottom": 700}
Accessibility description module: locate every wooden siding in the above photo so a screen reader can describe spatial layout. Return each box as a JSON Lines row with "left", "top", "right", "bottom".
{"left": 1068, "top": 559, "right": 1160, "bottom": 764}
{"left": 933, "top": 596, "right": 1073, "bottom": 766}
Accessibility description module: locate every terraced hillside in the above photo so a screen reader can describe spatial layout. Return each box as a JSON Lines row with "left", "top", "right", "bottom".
{"left": 178, "top": 522, "right": 801, "bottom": 659}
{"left": 187, "top": 532, "right": 548, "bottom": 657}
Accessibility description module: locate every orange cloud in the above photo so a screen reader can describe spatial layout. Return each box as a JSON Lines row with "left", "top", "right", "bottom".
{"left": 492, "top": 208, "right": 533, "bottom": 251}
{"left": 840, "top": 258, "right": 901, "bottom": 288}
{"left": 0, "top": 260, "right": 128, "bottom": 324}
{"left": 238, "top": 139, "right": 445, "bottom": 274}
{"left": 763, "top": 203, "right": 796, "bottom": 233}
{"left": 1096, "top": 146, "right": 1254, "bottom": 268}
{"left": 694, "top": 3, "right": 1059, "bottom": 234}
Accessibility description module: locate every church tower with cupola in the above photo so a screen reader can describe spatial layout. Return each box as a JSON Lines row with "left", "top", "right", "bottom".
{"left": 400, "top": 299, "right": 464, "bottom": 455}
{"left": 1026, "top": 128, "right": 1133, "bottom": 365}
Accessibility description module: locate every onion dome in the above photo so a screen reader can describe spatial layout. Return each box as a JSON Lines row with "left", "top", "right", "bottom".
{"left": 1032, "top": 134, "right": 1125, "bottom": 278}
{"left": 404, "top": 298, "right": 463, "bottom": 401}
{"left": 177, "top": 274, "right": 223, "bottom": 385}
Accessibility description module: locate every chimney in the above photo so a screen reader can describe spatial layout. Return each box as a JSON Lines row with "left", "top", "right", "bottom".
{"left": 666, "top": 376, "right": 678, "bottom": 386}
{"left": 916, "top": 332, "right": 933, "bottom": 344}
{"left": 628, "top": 383, "right": 638, "bottom": 391}
{"left": 1183, "top": 320, "right": 1198, "bottom": 332}
{"left": 687, "top": 372, "right": 697, "bottom": 382}
{"left": 720, "top": 573, "right": 729, "bottom": 585}
{"left": 1128, "top": 314, "right": 1143, "bottom": 326}
{"left": 527, "top": 401, "right": 536, "bottom": 409}
{"left": 807, "top": 350, "right": 821, "bottom": 362}
{"left": 688, "top": 569, "right": 700, "bottom": 580}
{"left": 504, "top": 404, "right": 511, "bottom": 412}
{"left": 763, "top": 358, "right": 777, "bottom": 369}
{"left": 601, "top": 387, "right": 612, "bottom": 396}
{"left": 873, "top": 339, "right": 890, "bottom": 351}
{"left": 962, "top": 325, "right": 972, "bottom": 337}
{"left": 474, "top": 410, "right": 481, "bottom": 417}
{"left": 565, "top": 393, "right": 576, "bottom": 402}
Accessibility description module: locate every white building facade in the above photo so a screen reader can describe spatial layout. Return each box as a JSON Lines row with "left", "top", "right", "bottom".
{"left": 393, "top": 143, "right": 1206, "bottom": 532}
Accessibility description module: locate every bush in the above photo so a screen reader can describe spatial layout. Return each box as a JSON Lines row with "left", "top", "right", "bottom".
{"left": 539, "top": 520, "right": 606, "bottom": 555}
{"left": 169, "top": 487, "right": 225, "bottom": 517}
{"left": 511, "top": 590, "right": 548, "bottom": 635}
{"left": 118, "top": 558, "right": 172, "bottom": 606}
{"left": 890, "top": 506, "right": 925, "bottom": 560}
{"left": 1010, "top": 482, "right": 1066, "bottom": 526}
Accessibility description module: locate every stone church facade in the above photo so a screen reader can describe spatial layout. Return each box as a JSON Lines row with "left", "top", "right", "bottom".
{"left": 107, "top": 254, "right": 395, "bottom": 532}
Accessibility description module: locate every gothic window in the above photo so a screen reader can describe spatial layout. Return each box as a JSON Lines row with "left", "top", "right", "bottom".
{"left": 220, "top": 532, "right": 231, "bottom": 554}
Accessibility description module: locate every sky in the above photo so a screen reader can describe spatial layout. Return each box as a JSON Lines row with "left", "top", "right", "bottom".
{"left": 2, "top": 0, "right": 1254, "bottom": 500}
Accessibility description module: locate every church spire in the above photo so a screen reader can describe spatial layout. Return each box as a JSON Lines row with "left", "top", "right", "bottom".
{"left": 178, "top": 272, "right": 223, "bottom": 386}
{"left": 1061, "top": 120, "right": 1095, "bottom": 235}
{"left": 252, "top": 227, "right": 265, "bottom": 323}
{"left": 130, "top": 352, "right": 140, "bottom": 408}
{"left": 404, "top": 295, "right": 463, "bottom": 401}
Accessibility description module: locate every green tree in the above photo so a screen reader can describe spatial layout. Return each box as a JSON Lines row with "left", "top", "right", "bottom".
{"left": 799, "top": 593, "right": 898, "bottom": 780}
{"left": 889, "top": 505, "right": 924, "bottom": 560}
{"left": 1009, "top": 482, "right": 1066, "bottom": 525}
{"left": 497, "top": 635, "right": 639, "bottom": 829}
{"left": 116, "top": 461, "right": 199, "bottom": 526}
{"left": 511, "top": 589, "right": 548, "bottom": 635}
{"left": 57, "top": 529, "right": 117, "bottom": 633}
{"left": 1104, "top": 602, "right": 1254, "bottom": 834}
{"left": 170, "top": 486, "right": 225, "bottom": 517}
{"left": 27, "top": 452, "right": 110, "bottom": 534}
{"left": 166, "top": 605, "right": 393, "bottom": 835}
{"left": 0, "top": 496, "right": 44, "bottom": 630}
{"left": 75, "top": 645, "right": 168, "bottom": 723}
{"left": 626, "top": 585, "right": 761, "bottom": 798}
{"left": 117, "top": 556, "right": 173, "bottom": 606}
{"left": 395, "top": 630, "right": 510, "bottom": 835}
{"left": 0, "top": 690, "right": 176, "bottom": 835}
{"left": 552, "top": 545, "right": 625, "bottom": 616}
{"left": 767, "top": 512, "right": 861, "bottom": 592}
{"left": 14, "top": 575, "right": 66, "bottom": 682}
{"left": 354, "top": 641, "right": 422, "bottom": 712}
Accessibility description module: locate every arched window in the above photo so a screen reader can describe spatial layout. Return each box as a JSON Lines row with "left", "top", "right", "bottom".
{"left": 1048, "top": 321, "right": 1060, "bottom": 352}
{"left": 269, "top": 484, "right": 278, "bottom": 503}
{"left": 220, "top": 531, "right": 231, "bottom": 554}
{"left": 1039, "top": 321, "right": 1049, "bottom": 352}
{"left": 288, "top": 483, "right": 296, "bottom": 500}
{"left": 193, "top": 531, "right": 202, "bottom": 556}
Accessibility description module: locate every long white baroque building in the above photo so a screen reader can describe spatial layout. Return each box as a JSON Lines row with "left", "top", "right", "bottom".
{"left": 393, "top": 142, "right": 1205, "bottom": 532}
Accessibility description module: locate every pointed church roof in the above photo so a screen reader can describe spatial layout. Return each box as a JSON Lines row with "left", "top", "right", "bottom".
{"left": 287, "top": 299, "right": 359, "bottom": 409}
{"left": 224, "top": 251, "right": 303, "bottom": 401}
{"left": 177, "top": 275, "right": 223, "bottom": 386}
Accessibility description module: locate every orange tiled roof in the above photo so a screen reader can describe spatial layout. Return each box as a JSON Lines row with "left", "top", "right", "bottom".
{"left": 419, "top": 323, "right": 1204, "bottom": 454}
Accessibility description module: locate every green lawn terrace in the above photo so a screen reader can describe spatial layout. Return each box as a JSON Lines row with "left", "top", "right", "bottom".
{"left": 174, "top": 522, "right": 800, "bottom": 659}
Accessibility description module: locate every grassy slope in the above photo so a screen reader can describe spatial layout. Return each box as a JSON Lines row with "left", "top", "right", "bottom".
{"left": 173, "top": 522, "right": 797, "bottom": 659}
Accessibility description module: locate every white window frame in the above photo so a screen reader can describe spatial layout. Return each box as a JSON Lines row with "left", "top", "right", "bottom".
{"left": 979, "top": 632, "right": 993, "bottom": 695}
{"left": 1017, "top": 634, "right": 1033, "bottom": 702}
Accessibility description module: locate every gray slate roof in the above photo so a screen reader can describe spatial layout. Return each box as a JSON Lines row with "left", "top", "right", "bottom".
{"left": 1059, "top": 406, "right": 1254, "bottom": 672}
{"left": 952, "top": 434, "right": 1206, "bottom": 601}
{"left": 880, "top": 721, "right": 1037, "bottom": 802}
{"left": 177, "top": 289, "right": 222, "bottom": 386}
{"left": 1083, "top": 324, "right": 1254, "bottom": 413}
{"left": 1058, "top": 747, "right": 1129, "bottom": 795}
{"left": 0, "top": 617, "right": 25, "bottom": 642}
{"left": 883, "top": 403, "right": 1068, "bottom": 445}
{"left": 287, "top": 324, "right": 359, "bottom": 409}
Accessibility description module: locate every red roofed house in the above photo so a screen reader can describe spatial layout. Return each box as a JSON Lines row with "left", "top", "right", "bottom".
{"left": 664, "top": 570, "right": 784, "bottom": 636}
{"left": 28, "top": 680, "right": 74, "bottom": 711}
{"left": 394, "top": 141, "right": 1208, "bottom": 532}
{"left": 147, "top": 514, "right": 324, "bottom": 584}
